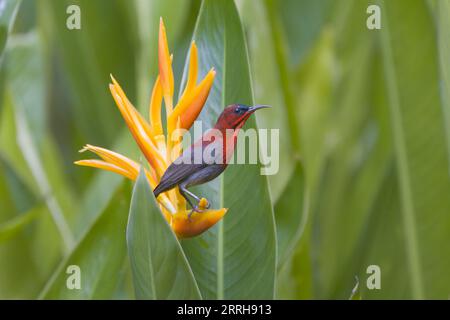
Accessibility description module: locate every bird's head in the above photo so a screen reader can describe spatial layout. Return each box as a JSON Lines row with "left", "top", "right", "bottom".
{"left": 214, "top": 104, "right": 270, "bottom": 130}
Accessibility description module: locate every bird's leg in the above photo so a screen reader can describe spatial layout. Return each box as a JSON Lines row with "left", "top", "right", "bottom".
{"left": 178, "top": 185, "right": 196, "bottom": 210}
{"left": 178, "top": 184, "right": 210, "bottom": 219}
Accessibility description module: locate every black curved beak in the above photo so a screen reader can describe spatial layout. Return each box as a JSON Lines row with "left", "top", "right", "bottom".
{"left": 248, "top": 105, "right": 271, "bottom": 113}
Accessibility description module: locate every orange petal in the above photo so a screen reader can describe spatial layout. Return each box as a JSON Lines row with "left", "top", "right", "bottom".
{"left": 169, "top": 68, "right": 215, "bottom": 133}
{"left": 149, "top": 76, "right": 163, "bottom": 137}
{"left": 164, "top": 117, "right": 186, "bottom": 210}
{"left": 158, "top": 17, "right": 174, "bottom": 113}
{"left": 180, "top": 41, "right": 198, "bottom": 100}
{"left": 75, "top": 155, "right": 175, "bottom": 213}
{"left": 171, "top": 208, "right": 227, "bottom": 238}
{"left": 110, "top": 76, "right": 157, "bottom": 145}
{"left": 173, "top": 116, "right": 183, "bottom": 159}
{"left": 197, "top": 198, "right": 209, "bottom": 210}
{"left": 80, "top": 144, "right": 140, "bottom": 177}
{"left": 173, "top": 117, "right": 186, "bottom": 210}
{"left": 74, "top": 160, "right": 135, "bottom": 180}
{"left": 109, "top": 80, "right": 167, "bottom": 176}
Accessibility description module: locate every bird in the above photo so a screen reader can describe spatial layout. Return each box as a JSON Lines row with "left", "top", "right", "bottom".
{"left": 153, "top": 104, "right": 269, "bottom": 216}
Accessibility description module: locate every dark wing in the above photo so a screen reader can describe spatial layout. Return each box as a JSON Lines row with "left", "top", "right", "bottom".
{"left": 153, "top": 162, "right": 206, "bottom": 197}
{"left": 153, "top": 144, "right": 208, "bottom": 197}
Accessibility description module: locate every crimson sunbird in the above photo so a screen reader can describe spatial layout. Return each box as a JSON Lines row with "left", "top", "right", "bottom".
{"left": 153, "top": 104, "right": 269, "bottom": 215}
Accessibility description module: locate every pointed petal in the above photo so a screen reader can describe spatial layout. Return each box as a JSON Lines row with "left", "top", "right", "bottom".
{"left": 74, "top": 160, "right": 135, "bottom": 180}
{"left": 80, "top": 144, "right": 140, "bottom": 176}
{"left": 170, "top": 68, "right": 215, "bottom": 133}
{"left": 172, "top": 208, "right": 228, "bottom": 238}
{"left": 158, "top": 17, "right": 174, "bottom": 113}
{"left": 75, "top": 154, "right": 175, "bottom": 214}
{"left": 149, "top": 76, "right": 163, "bottom": 136}
{"left": 109, "top": 79, "right": 167, "bottom": 176}
{"left": 184, "top": 41, "right": 198, "bottom": 95}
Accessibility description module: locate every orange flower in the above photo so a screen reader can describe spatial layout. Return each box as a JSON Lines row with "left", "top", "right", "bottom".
{"left": 75, "top": 18, "right": 225, "bottom": 238}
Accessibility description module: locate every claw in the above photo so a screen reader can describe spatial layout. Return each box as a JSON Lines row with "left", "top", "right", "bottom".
{"left": 187, "top": 205, "right": 205, "bottom": 220}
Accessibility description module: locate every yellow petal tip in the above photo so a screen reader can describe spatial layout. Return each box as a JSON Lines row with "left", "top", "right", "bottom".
{"left": 172, "top": 208, "right": 228, "bottom": 238}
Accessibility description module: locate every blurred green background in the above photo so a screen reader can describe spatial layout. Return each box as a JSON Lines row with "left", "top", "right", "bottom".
{"left": 1, "top": 0, "right": 450, "bottom": 299}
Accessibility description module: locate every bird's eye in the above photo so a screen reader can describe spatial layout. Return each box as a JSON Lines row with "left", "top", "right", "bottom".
{"left": 234, "top": 106, "right": 246, "bottom": 115}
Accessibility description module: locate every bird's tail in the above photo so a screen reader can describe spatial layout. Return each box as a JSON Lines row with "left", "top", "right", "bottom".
{"left": 153, "top": 184, "right": 163, "bottom": 198}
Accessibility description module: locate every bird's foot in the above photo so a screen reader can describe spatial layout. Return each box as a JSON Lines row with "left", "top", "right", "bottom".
{"left": 187, "top": 206, "right": 205, "bottom": 220}
{"left": 187, "top": 198, "right": 211, "bottom": 220}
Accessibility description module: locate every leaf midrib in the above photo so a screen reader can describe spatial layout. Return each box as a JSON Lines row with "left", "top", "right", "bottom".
{"left": 216, "top": 16, "right": 226, "bottom": 300}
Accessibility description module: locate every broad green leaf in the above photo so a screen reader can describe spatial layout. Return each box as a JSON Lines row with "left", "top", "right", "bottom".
{"left": 0, "top": 0, "right": 21, "bottom": 117}
{"left": 0, "top": 205, "right": 41, "bottom": 243}
{"left": 126, "top": 171, "right": 201, "bottom": 299}
{"left": 0, "top": 98, "right": 60, "bottom": 299}
{"left": 0, "top": 204, "right": 60, "bottom": 299}
{"left": 179, "top": 0, "right": 276, "bottom": 299}
{"left": 274, "top": 0, "right": 332, "bottom": 66}
{"left": 0, "top": 152, "right": 37, "bottom": 217}
{"left": 309, "top": 0, "right": 389, "bottom": 298}
{"left": 374, "top": 0, "right": 450, "bottom": 299}
{"left": 437, "top": 0, "right": 450, "bottom": 169}
{"left": 237, "top": 0, "right": 295, "bottom": 201}
{"left": 0, "top": 75, "right": 38, "bottom": 192}
{"left": 0, "top": 0, "right": 20, "bottom": 61}
{"left": 37, "top": 0, "right": 137, "bottom": 145}
{"left": 276, "top": 29, "right": 334, "bottom": 299}
{"left": 6, "top": 33, "right": 76, "bottom": 251}
{"left": 274, "top": 162, "right": 306, "bottom": 266}
{"left": 39, "top": 183, "right": 130, "bottom": 299}
{"left": 0, "top": 151, "right": 40, "bottom": 243}
{"left": 306, "top": 0, "right": 397, "bottom": 299}
{"left": 301, "top": 0, "right": 450, "bottom": 300}
{"left": 279, "top": 0, "right": 393, "bottom": 299}
{"left": 273, "top": 162, "right": 308, "bottom": 299}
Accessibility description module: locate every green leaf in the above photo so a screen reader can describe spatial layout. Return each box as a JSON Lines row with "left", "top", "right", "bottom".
{"left": 37, "top": 0, "right": 137, "bottom": 145}
{"left": 179, "top": 0, "right": 276, "bottom": 299}
{"left": 0, "top": 205, "right": 41, "bottom": 243}
{"left": 306, "top": 0, "right": 450, "bottom": 299}
{"left": 437, "top": 0, "right": 450, "bottom": 169}
{"left": 275, "top": 29, "right": 335, "bottom": 299}
{"left": 279, "top": 0, "right": 393, "bottom": 299}
{"left": 39, "top": 183, "right": 130, "bottom": 299}
{"left": 0, "top": 98, "right": 62, "bottom": 299}
{"left": 0, "top": 152, "right": 37, "bottom": 216}
{"left": 133, "top": 0, "right": 191, "bottom": 109}
{"left": 126, "top": 170, "right": 201, "bottom": 299}
{"left": 237, "top": 0, "right": 295, "bottom": 201}
{"left": 6, "top": 33, "right": 76, "bottom": 251}
{"left": 275, "top": 0, "right": 332, "bottom": 66}
{"left": 0, "top": 0, "right": 21, "bottom": 61}
{"left": 376, "top": 0, "right": 450, "bottom": 299}
{"left": 274, "top": 162, "right": 307, "bottom": 266}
